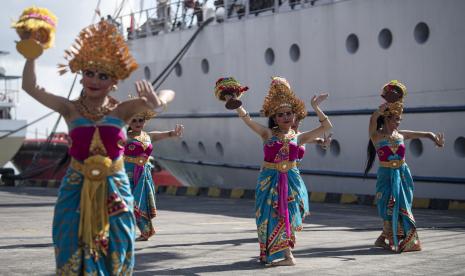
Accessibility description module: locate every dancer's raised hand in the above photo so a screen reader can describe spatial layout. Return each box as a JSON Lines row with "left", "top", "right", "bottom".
{"left": 311, "top": 93, "right": 329, "bottom": 109}
{"left": 433, "top": 132, "right": 445, "bottom": 147}
{"left": 172, "top": 124, "right": 184, "bottom": 138}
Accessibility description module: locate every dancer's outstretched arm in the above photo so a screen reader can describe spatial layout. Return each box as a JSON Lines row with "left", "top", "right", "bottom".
{"left": 235, "top": 106, "right": 272, "bottom": 141}
{"left": 399, "top": 130, "right": 445, "bottom": 147}
{"left": 149, "top": 124, "right": 184, "bottom": 142}
{"left": 298, "top": 94, "right": 333, "bottom": 145}
{"left": 116, "top": 80, "right": 174, "bottom": 122}
{"left": 22, "top": 59, "right": 73, "bottom": 117}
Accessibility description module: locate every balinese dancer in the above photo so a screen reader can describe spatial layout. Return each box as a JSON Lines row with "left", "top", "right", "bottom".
{"left": 365, "top": 80, "right": 444, "bottom": 253}
{"left": 19, "top": 18, "right": 175, "bottom": 274}
{"left": 216, "top": 77, "right": 333, "bottom": 266}
{"left": 124, "top": 111, "right": 184, "bottom": 241}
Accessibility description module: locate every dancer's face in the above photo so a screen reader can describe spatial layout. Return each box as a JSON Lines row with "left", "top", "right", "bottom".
{"left": 275, "top": 107, "right": 295, "bottom": 129}
{"left": 81, "top": 69, "right": 116, "bottom": 98}
{"left": 386, "top": 115, "right": 402, "bottom": 130}
{"left": 130, "top": 116, "right": 146, "bottom": 132}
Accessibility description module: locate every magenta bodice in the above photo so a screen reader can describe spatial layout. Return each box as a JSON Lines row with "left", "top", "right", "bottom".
{"left": 68, "top": 116, "right": 126, "bottom": 161}
{"left": 376, "top": 138, "right": 406, "bottom": 162}
{"left": 124, "top": 132, "right": 153, "bottom": 158}
{"left": 263, "top": 136, "right": 305, "bottom": 163}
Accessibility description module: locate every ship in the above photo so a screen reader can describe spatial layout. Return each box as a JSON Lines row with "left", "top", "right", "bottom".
{"left": 0, "top": 50, "right": 26, "bottom": 174}
{"left": 113, "top": 0, "right": 465, "bottom": 201}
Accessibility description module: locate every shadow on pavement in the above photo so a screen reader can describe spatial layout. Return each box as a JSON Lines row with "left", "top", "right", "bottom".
{"left": 293, "top": 244, "right": 393, "bottom": 259}
{"left": 135, "top": 259, "right": 262, "bottom": 275}
{"left": 0, "top": 242, "right": 53, "bottom": 250}
{"left": 137, "top": 237, "right": 257, "bottom": 251}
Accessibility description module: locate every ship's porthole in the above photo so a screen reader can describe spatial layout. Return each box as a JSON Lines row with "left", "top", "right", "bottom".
{"left": 198, "top": 141, "right": 206, "bottom": 154}
{"left": 410, "top": 139, "right": 423, "bottom": 157}
{"left": 175, "top": 63, "right": 182, "bottom": 77}
{"left": 181, "top": 141, "right": 190, "bottom": 153}
{"left": 345, "top": 33, "right": 359, "bottom": 54}
{"left": 454, "top": 137, "right": 465, "bottom": 158}
{"left": 144, "top": 66, "right": 151, "bottom": 79}
{"left": 378, "top": 28, "right": 393, "bottom": 49}
{"left": 265, "top": 48, "right": 275, "bottom": 65}
{"left": 330, "top": 139, "right": 341, "bottom": 157}
{"left": 289, "top": 44, "right": 300, "bottom": 62}
{"left": 315, "top": 144, "right": 327, "bottom": 157}
{"left": 215, "top": 142, "right": 224, "bottom": 156}
{"left": 201, "top": 59, "right": 209, "bottom": 74}
{"left": 414, "top": 22, "right": 429, "bottom": 44}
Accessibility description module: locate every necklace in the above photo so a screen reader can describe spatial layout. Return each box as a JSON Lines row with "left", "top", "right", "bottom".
{"left": 272, "top": 127, "right": 296, "bottom": 141}
{"left": 74, "top": 95, "right": 118, "bottom": 121}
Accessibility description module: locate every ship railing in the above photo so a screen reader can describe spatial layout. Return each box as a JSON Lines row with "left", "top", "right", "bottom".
{"left": 116, "top": 0, "right": 327, "bottom": 40}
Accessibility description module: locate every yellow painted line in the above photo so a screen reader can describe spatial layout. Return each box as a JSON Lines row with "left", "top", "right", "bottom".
{"left": 166, "top": 186, "right": 178, "bottom": 196}
{"left": 207, "top": 187, "right": 221, "bottom": 197}
{"left": 340, "top": 194, "right": 358, "bottom": 204}
{"left": 449, "top": 201, "right": 465, "bottom": 211}
{"left": 186, "top": 187, "right": 199, "bottom": 196}
{"left": 310, "top": 192, "right": 326, "bottom": 203}
{"left": 230, "top": 189, "right": 244, "bottom": 199}
{"left": 413, "top": 198, "right": 430, "bottom": 209}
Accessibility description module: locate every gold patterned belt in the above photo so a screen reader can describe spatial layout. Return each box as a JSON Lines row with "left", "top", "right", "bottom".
{"left": 70, "top": 155, "right": 124, "bottom": 258}
{"left": 124, "top": 155, "right": 149, "bottom": 166}
{"left": 70, "top": 156, "right": 124, "bottom": 181}
{"left": 262, "top": 161, "right": 297, "bottom": 173}
{"left": 379, "top": 159, "right": 405, "bottom": 169}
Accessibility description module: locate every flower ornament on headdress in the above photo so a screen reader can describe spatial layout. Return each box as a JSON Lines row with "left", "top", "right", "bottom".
{"left": 214, "top": 77, "right": 248, "bottom": 100}
{"left": 261, "top": 76, "right": 306, "bottom": 120}
{"left": 214, "top": 77, "right": 249, "bottom": 109}
{"left": 58, "top": 20, "right": 138, "bottom": 81}
{"left": 380, "top": 80, "right": 407, "bottom": 117}
{"left": 381, "top": 80, "right": 407, "bottom": 103}
{"left": 12, "top": 6, "right": 57, "bottom": 59}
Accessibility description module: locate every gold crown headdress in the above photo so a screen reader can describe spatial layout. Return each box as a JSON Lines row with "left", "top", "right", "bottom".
{"left": 384, "top": 101, "right": 404, "bottom": 117}
{"left": 58, "top": 20, "right": 138, "bottom": 80}
{"left": 127, "top": 94, "right": 157, "bottom": 120}
{"left": 261, "top": 77, "right": 306, "bottom": 120}
{"left": 133, "top": 110, "right": 157, "bottom": 120}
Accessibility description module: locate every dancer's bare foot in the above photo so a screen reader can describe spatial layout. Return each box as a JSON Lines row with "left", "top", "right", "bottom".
{"left": 271, "top": 257, "right": 296, "bottom": 266}
{"left": 136, "top": 236, "right": 149, "bottom": 241}
{"left": 374, "top": 235, "right": 389, "bottom": 249}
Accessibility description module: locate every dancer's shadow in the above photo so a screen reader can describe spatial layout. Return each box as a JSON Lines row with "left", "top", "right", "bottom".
{"left": 135, "top": 258, "right": 261, "bottom": 275}
{"left": 135, "top": 251, "right": 185, "bottom": 269}
{"left": 293, "top": 244, "right": 393, "bottom": 260}
{"left": 136, "top": 237, "right": 257, "bottom": 251}
{"left": 0, "top": 242, "right": 53, "bottom": 250}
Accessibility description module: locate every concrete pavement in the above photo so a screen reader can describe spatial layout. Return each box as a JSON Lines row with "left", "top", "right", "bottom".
{"left": 0, "top": 186, "right": 464, "bottom": 275}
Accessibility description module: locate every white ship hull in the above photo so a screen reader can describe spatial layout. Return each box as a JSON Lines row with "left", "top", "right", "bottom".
{"left": 0, "top": 119, "right": 26, "bottom": 168}
{"left": 116, "top": 0, "right": 465, "bottom": 200}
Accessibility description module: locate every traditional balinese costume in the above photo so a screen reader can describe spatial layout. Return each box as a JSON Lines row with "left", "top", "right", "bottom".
{"left": 52, "top": 20, "right": 139, "bottom": 275}
{"left": 255, "top": 77, "right": 310, "bottom": 263}
{"left": 124, "top": 111, "right": 157, "bottom": 240}
{"left": 374, "top": 81, "right": 421, "bottom": 253}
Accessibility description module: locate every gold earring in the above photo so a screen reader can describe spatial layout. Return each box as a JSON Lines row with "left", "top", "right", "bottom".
{"left": 111, "top": 85, "right": 118, "bottom": 92}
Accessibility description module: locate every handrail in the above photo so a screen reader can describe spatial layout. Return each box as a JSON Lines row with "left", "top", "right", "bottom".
{"left": 114, "top": 0, "right": 328, "bottom": 40}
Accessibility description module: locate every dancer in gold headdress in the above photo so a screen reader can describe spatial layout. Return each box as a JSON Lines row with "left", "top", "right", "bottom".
{"left": 19, "top": 15, "right": 175, "bottom": 274}
{"left": 124, "top": 109, "right": 184, "bottom": 241}
{"left": 365, "top": 80, "right": 444, "bottom": 253}
{"left": 216, "top": 77, "right": 333, "bottom": 266}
